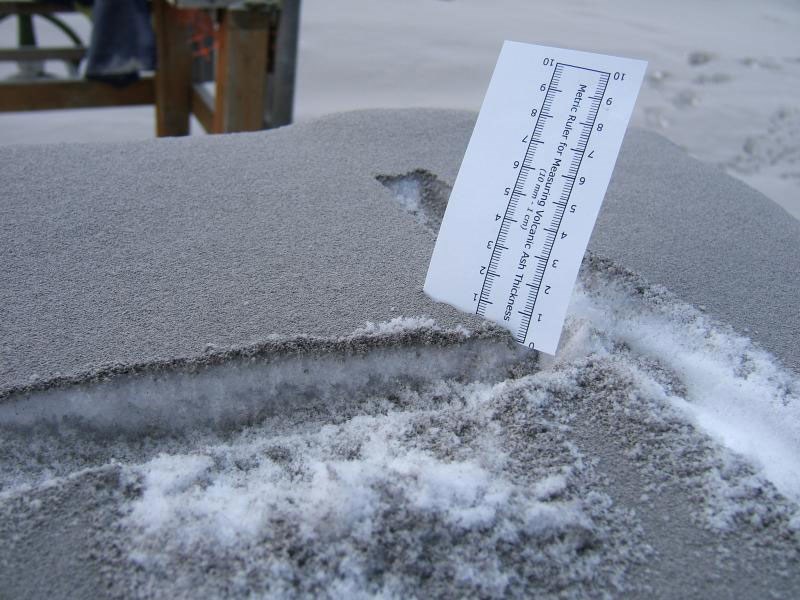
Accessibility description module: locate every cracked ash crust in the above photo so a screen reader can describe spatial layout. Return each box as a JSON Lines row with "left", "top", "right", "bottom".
{"left": 2, "top": 249, "right": 762, "bottom": 407}
{"left": 0, "top": 321, "right": 514, "bottom": 404}
{"left": 0, "top": 251, "right": 680, "bottom": 407}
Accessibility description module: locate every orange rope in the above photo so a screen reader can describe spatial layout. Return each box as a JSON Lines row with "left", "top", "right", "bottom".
{"left": 176, "top": 10, "right": 218, "bottom": 60}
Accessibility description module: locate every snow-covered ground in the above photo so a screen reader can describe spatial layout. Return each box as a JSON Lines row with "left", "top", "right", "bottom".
{"left": 1, "top": 0, "right": 798, "bottom": 217}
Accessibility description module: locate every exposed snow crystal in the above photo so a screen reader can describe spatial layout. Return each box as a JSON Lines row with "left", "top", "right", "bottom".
{"left": 126, "top": 407, "right": 516, "bottom": 547}
{"left": 376, "top": 170, "right": 452, "bottom": 233}
{"left": 570, "top": 258, "right": 800, "bottom": 506}
{"left": 120, "top": 376, "right": 638, "bottom": 598}
{"left": 0, "top": 332, "right": 522, "bottom": 442}
{"left": 377, "top": 172, "right": 423, "bottom": 215}
{"left": 353, "top": 315, "right": 438, "bottom": 335}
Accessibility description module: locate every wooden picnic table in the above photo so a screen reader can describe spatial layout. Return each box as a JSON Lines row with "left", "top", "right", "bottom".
{"left": 0, "top": 0, "right": 300, "bottom": 135}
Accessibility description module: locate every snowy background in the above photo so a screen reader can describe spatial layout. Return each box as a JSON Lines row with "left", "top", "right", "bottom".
{"left": 1, "top": 0, "right": 798, "bottom": 218}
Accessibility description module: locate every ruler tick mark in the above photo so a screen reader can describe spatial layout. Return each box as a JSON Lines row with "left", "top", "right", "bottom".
{"left": 462, "top": 46, "right": 635, "bottom": 351}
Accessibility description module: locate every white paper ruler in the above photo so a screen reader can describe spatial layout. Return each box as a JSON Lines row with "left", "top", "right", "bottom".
{"left": 424, "top": 41, "right": 646, "bottom": 355}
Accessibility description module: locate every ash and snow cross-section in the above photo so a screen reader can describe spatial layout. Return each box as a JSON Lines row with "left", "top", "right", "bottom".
{"left": 425, "top": 41, "right": 646, "bottom": 355}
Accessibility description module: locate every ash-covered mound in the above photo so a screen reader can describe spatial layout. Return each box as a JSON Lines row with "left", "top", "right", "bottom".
{"left": 2, "top": 109, "right": 799, "bottom": 598}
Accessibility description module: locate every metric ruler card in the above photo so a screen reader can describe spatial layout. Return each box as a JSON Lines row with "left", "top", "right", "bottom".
{"left": 425, "top": 41, "right": 646, "bottom": 355}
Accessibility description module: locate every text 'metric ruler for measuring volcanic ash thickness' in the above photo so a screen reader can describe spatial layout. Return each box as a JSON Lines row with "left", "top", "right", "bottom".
{"left": 425, "top": 42, "right": 646, "bottom": 355}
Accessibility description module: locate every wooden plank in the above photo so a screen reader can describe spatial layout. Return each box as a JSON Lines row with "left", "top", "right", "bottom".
{"left": 0, "top": 77, "right": 154, "bottom": 112}
{"left": 152, "top": 0, "right": 192, "bottom": 137}
{"left": 213, "top": 9, "right": 269, "bottom": 134}
{"left": 0, "top": 46, "right": 85, "bottom": 62}
{"left": 190, "top": 83, "right": 214, "bottom": 133}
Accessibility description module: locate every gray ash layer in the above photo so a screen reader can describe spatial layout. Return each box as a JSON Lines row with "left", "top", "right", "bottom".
{"left": 1, "top": 110, "right": 799, "bottom": 598}
{"left": 2, "top": 109, "right": 799, "bottom": 397}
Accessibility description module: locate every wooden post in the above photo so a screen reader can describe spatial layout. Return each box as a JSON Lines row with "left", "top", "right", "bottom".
{"left": 153, "top": 0, "right": 193, "bottom": 137}
{"left": 268, "top": 0, "right": 300, "bottom": 127}
{"left": 213, "top": 9, "right": 269, "bottom": 134}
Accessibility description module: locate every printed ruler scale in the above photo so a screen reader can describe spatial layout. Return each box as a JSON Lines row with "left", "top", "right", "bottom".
{"left": 425, "top": 42, "right": 646, "bottom": 355}
{"left": 477, "top": 63, "right": 610, "bottom": 340}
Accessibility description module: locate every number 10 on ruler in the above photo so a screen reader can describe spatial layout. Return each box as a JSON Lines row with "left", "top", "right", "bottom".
{"left": 424, "top": 41, "right": 646, "bottom": 355}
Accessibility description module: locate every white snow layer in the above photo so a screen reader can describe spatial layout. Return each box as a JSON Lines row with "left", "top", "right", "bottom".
{"left": 565, "top": 266, "right": 800, "bottom": 504}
